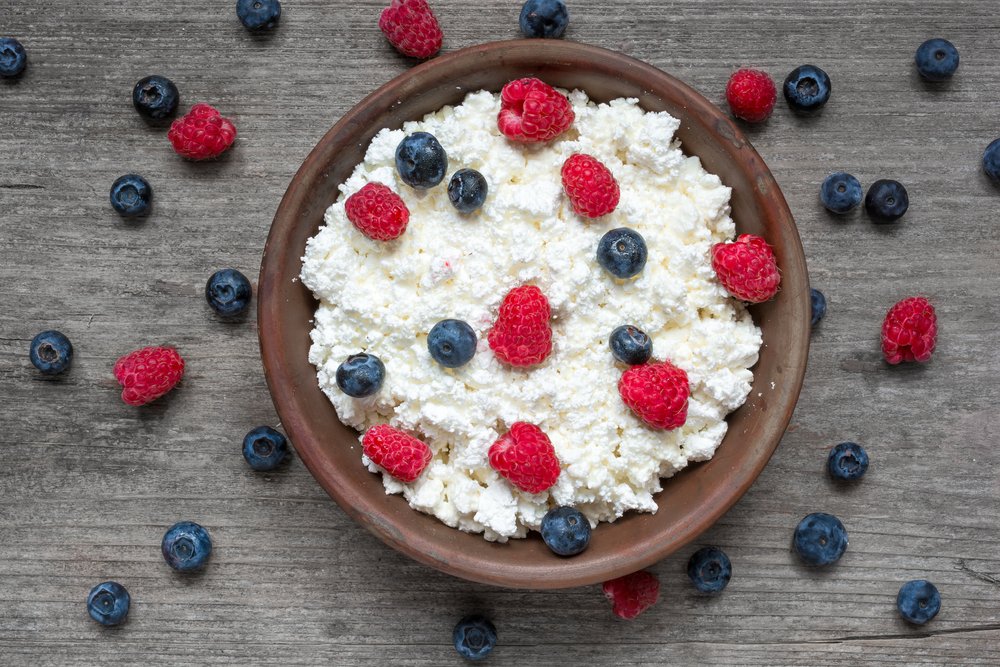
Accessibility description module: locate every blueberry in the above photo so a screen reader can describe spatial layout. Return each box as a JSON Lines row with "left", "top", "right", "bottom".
{"left": 428, "top": 319, "right": 477, "bottom": 368}
{"left": 793, "top": 512, "right": 848, "bottom": 566}
{"left": 29, "top": 330, "right": 73, "bottom": 375}
{"left": 448, "top": 169, "right": 488, "bottom": 213}
{"left": 865, "top": 179, "right": 909, "bottom": 223}
{"left": 687, "top": 546, "right": 732, "bottom": 593}
{"left": 395, "top": 132, "right": 447, "bottom": 189}
{"left": 162, "top": 521, "right": 212, "bottom": 572}
{"left": 609, "top": 325, "right": 652, "bottom": 365}
{"left": 820, "top": 172, "right": 862, "bottom": 214}
{"left": 110, "top": 174, "right": 153, "bottom": 218}
{"left": 597, "top": 228, "right": 647, "bottom": 279}
{"left": 131, "top": 75, "right": 179, "bottom": 120}
{"left": 783, "top": 65, "right": 831, "bottom": 113}
{"left": 87, "top": 581, "right": 130, "bottom": 626}
{"left": 540, "top": 506, "right": 591, "bottom": 556}
{"left": 827, "top": 442, "right": 869, "bottom": 481}
{"left": 983, "top": 138, "right": 1000, "bottom": 183}
{"left": 237, "top": 0, "right": 282, "bottom": 31}
{"left": 897, "top": 579, "right": 941, "bottom": 625}
{"left": 205, "top": 269, "right": 253, "bottom": 317}
{"left": 915, "top": 38, "right": 959, "bottom": 81}
{"left": 452, "top": 615, "right": 497, "bottom": 661}
{"left": 519, "top": 0, "right": 569, "bottom": 39}
{"left": 810, "top": 288, "right": 827, "bottom": 326}
{"left": 242, "top": 425, "right": 289, "bottom": 471}
{"left": 336, "top": 353, "right": 385, "bottom": 397}
{"left": 0, "top": 37, "right": 27, "bottom": 78}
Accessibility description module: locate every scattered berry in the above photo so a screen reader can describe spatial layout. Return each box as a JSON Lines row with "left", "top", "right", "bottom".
{"left": 113, "top": 346, "right": 185, "bottom": 406}
{"left": 168, "top": 103, "right": 237, "bottom": 160}
{"left": 609, "top": 325, "right": 652, "bottom": 365}
{"left": 562, "top": 153, "right": 620, "bottom": 218}
{"left": 132, "top": 75, "right": 179, "bottom": 120}
{"left": 881, "top": 296, "right": 937, "bottom": 364}
{"left": 344, "top": 182, "right": 410, "bottom": 241}
{"left": 29, "top": 330, "right": 73, "bottom": 375}
{"left": 110, "top": 174, "right": 153, "bottom": 218}
{"left": 602, "top": 570, "right": 660, "bottom": 620}
{"left": 983, "top": 138, "right": 1000, "bottom": 183}
{"left": 820, "top": 171, "right": 862, "bottom": 214}
{"left": 162, "top": 521, "right": 212, "bottom": 572}
{"left": 915, "top": 38, "right": 959, "bottom": 81}
{"left": 362, "top": 424, "right": 432, "bottom": 483}
{"left": 597, "top": 228, "right": 647, "bottom": 279}
{"left": 540, "top": 506, "right": 591, "bottom": 556}
{"left": 897, "top": 580, "right": 941, "bottom": 625}
{"left": 725, "top": 68, "right": 777, "bottom": 123}
{"left": 827, "top": 442, "right": 869, "bottom": 481}
{"left": 336, "top": 352, "right": 386, "bottom": 397}
{"left": 205, "top": 268, "right": 253, "bottom": 317}
{"left": 395, "top": 132, "right": 448, "bottom": 189}
{"left": 793, "top": 512, "right": 848, "bottom": 566}
{"left": 487, "top": 285, "right": 553, "bottom": 367}
{"left": 87, "top": 581, "right": 130, "bottom": 626}
{"left": 0, "top": 37, "right": 27, "bottom": 78}
{"left": 687, "top": 547, "right": 732, "bottom": 593}
{"left": 519, "top": 0, "right": 569, "bottom": 39}
{"left": 237, "top": 0, "right": 282, "bottom": 31}
{"left": 810, "top": 288, "right": 827, "bottom": 326}
{"left": 447, "top": 168, "right": 488, "bottom": 213}
{"left": 497, "top": 77, "right": 574, "bottom": 143}
{"left": 452, "top": 615, "right": 497, "bottom": 661}
{"left": 378, "top": 0, "right": 443, "bottom": 60}
{"left": 242, "top": 425, "right": 289, "bottom": 471}
{"left": 618, "top": 361, "right": 690, "bottom": 430}
{"left": 428, "top": 319, "right": 477, "bottom": 368}
{"left": 711, "top": 234, "right": 781, "bottom": 303}
{"left": 783, "top": 64, "right": 831, "bottom": 113}
{"left": 865, "top": 179, "right": 909, "bottom": 223}
{"left": 488, "top": 422, "right": 560, "bottom": 494}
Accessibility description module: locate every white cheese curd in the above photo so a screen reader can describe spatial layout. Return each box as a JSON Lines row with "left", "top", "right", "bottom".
{"left": 301, "top": 89, "right": 762, "bottom": 542}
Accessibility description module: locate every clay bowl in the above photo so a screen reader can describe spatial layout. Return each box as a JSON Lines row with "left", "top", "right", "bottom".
{"left": 259, "top": 39, "right": 809, "bottom": 589}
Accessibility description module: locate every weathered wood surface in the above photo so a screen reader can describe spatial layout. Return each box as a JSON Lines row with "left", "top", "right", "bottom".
{"left": 2, "top": 0, "right": 999, "bottom": 664}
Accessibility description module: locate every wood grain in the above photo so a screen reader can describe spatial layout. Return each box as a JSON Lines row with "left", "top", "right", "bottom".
{"left": 1, "top": 0, "right": 999, "bottom": 664}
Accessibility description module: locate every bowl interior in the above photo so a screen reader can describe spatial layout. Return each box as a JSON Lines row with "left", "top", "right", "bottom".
{"left": 258, "top": 40, "right": 809, "bottom": 589}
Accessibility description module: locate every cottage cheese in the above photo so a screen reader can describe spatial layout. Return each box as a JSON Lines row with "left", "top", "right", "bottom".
{"left": 301, "top": 89, "right": 762, "bottom": 542}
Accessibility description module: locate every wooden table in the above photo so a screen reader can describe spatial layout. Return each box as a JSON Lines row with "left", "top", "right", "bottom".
{"left": 2, "top": 1, "right": 998, "bottom": 664}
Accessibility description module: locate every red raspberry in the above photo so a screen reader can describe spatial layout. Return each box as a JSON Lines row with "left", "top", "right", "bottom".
{"left": 167, "top": 103, "right": 237, "bottom": 160}
{"left": 487, "top": 285, "right": 553, "bottom": 367}
{"left": 488, "top": 422, "right": 560, "bottom": 494}
{"left": 881, "top": 296, "right": 937, "bottom": 364}
{"left": 618, "top": 361, "right": 690, "bottom": 430}
{"left": 497, "top": 77, "right": 575, "bottom": 143}
{"left": 561, "top": 153, "right": 621, "bottom": 218}
{"left": 378, "top": 0, "right": 443, "bottom": 59}
{"left": 113, "top": 346, "right": 185, "bottom": 406}
{"left": 344, "top": 182, "right": 410, "bottom": 241}
{"left": 602, "top": 570, "right": 661, "bottom": 620}
{"left": 725, "top": 68, "right": 777, "bottom": 123}
{"left": 711, "top": 233, "right": 781, "bottom": 303}
{"left": 362, "top": 424, "right": 433, "bottom": 483}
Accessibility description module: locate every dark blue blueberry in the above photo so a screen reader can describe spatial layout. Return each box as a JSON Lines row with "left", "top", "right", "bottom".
{"left": 242, "top": 426, "right": 289, "bottom": 471}
{"left": 609, "top": 325, "right": 652, "bottom": 365}
{"left": 29, "top": 330, "right": 73, "bottom": 375}
{"left": 0, "top": 37, "right": 27, "bottom": 78}
{"left": 793, "top": 512, "right": 848, "bottom": 566}
{"left": 87, "top": 581, "right": 130, "bottom": 626}
{"left": 810, "top": 288, "right": 827, "bottom": 326}
{"left": 237, "top": 0, "right": 282, "bottom": 31}
{"left": 783, "top": 65, "right": 831, "bottom": 113}
{"left": 540, "top": 506, "right": 591, "bottom": 556}
{"left": 448, "top": 169, "right": 488, "bottom": 213}
{"left": 827, "top": 442, "right": 869, "bottom": 481}
{"left": 897, "top": 579, "right": 941, "bottom": 625}
{"left": 865, "top": 179, "right": 909, "bottom": 223}
{"left": 983, "top": 138, "right": 1000, "bottom": 183}
{"left": 519, "top": 0, "right": 569, "bottom": 39}
{"left": 597, "top": 228, "right": 647, "bottom": 279}
{"left": 687, "top": 546, "right": 732, "bottom": 593}
{"left": 428, "top": 319, "right": 477, "bottom": 368}
{"left": 205, "top": 269, "right": 253, "bottom": 317}
{"left": 395, "top": 132, "right": 448, "bottom": 189}
{"left": 336, "top": 353, "right": 385, "bottom": 397}
{"left": 453, "top": 615, "right": 497, "bottom": 661}
{"left": 915, "top": 39, "right": 959, "bottom": 81}
{"left": 131, "top": 75, "right": 179, "bottom": 120}
{"left": 162, "top": 521, "right": 213, "bottom": 572}
{"left": 110, "top": 174, "right": 153, "bottom": 218}
{"left": 820, "top": 171, "right": 862, "bottom": 214}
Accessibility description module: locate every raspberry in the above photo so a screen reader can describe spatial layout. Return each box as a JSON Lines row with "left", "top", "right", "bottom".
{"left": 618, "top": 361, "right": 690, "bottom": 430}
{"left": 113, "top": 346, "right": 185, "bottom": 406}
{"left": 725, "top": 68, "right": 777, "bottom": 123}
{"left": 881, "top": 296, "right": 937, "bottom": 364}
{"left": 488, "top": 422, "right": 560, "bottom": 494}
{"left": 711, "top": 233, "right": 781, "bottom": 303}
{"left": 362, "top": 424, "right": 433, "bottom": 483}
{"left": 561, "top": 153, "right": 620, "bottom": 218}
{"left": 378, "top": 0, "right": 443, "bottom": 59}
{"left": 167, "top": 103, "right": 237, "bottom": 160}
{"left": 497, "top": 77, "right": 574, "bottom": 143}
{"left": 344, "top": 182, "right": 410, "bottom": 241}
{"left": 487, "top": 285, "right": 553, "bottom": 367}
{"left": 602, "top": 570, "right": 660, "bottom": 620}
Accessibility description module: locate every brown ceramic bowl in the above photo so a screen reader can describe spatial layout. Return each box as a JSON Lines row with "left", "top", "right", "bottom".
{"left": 259, "top": 40, "right": 809, "bottom": 589}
